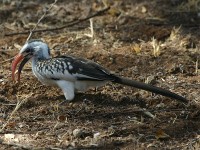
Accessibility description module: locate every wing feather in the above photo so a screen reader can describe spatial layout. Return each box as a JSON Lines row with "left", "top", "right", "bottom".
{"left": 36, "top": 56, "right": 116, "bottom": 82}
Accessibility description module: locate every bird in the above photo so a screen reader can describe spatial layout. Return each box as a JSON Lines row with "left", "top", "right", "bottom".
{"left": 11, "top": 39, "right": 188, "bottom": 103}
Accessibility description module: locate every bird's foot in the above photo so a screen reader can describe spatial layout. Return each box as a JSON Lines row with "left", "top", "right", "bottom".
{"left": 59, "top": 100, "right": 70, "bottom": 106}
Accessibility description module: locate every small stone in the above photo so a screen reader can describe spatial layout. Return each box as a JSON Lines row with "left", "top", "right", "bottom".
{"left": 156, "top": 103, "right": 165, "bottom": 108}
{"left": 122, "top": 127, "right": 126, "bottom": 130}
{"left": 71, "top": 140, "right": 78, "bottom": 147}
{"left": 73, "top": 128, "right": 83, "bottom": 138}
{"left": 93, "top": 132, "right": 100, "bottom": 139}
{"left": 141, "top": 6, "right": 147, "bottom": 13}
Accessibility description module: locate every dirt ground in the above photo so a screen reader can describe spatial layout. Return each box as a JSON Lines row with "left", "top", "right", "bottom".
{"left": 0, "top": 0, "right": 200, "bottom": 149}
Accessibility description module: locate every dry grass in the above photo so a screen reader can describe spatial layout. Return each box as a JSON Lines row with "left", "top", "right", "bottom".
{"left": 150, "top": 37, "right": 161, "bottom": 57}
{"left": 0, "top": 94, "right": 31, "bottom": 132}
{"left": 178, "top": 0, "right": 200, "bottom": 11}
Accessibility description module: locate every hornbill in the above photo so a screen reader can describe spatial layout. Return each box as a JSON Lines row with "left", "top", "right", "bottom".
{"left": 11, "top": 39, "right": 188, "bottom": 103}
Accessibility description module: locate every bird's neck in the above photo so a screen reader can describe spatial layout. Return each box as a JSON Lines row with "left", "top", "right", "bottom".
{"left": 32, "top": 55, "right": 50, "bottom": 68}
{"left": 31, "top": 56, "right": 50, "bottom": 80}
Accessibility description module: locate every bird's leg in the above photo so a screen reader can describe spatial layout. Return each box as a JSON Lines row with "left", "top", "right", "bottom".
{"left": 56, "top": 80, "right": 75, "bottom": 104}
{"left": 59, "top": 100, "right": 70, "bottom": 105}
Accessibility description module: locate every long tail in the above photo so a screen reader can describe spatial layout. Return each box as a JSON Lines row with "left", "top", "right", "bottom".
{"left": 113, "top": 76, "right": 188, "bottom": 103}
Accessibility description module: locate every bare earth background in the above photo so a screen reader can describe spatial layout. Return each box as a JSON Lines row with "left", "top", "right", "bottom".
{"left": 0, "top": 0, "right": 200, "bottom": 149}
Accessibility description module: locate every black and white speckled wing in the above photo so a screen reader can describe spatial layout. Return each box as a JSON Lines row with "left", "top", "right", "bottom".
{"left": 35, "top": 56, "right": 116, "bottom": 81}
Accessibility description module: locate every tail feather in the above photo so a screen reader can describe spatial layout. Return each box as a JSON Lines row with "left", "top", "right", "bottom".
{"left": 113, "top": 76, "right": 188, "bottom": 103}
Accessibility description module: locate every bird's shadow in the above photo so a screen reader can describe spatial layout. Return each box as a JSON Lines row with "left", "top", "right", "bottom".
{"left": 54, "top": 92, "right": 147, "bottom": 108}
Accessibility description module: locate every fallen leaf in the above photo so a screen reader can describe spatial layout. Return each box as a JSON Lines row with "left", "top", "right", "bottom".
{"left": 57, "top": 115, "right": 66, "bottom": 122}
{"left": 155, "top": 129, "right": 170, "bottom": 140}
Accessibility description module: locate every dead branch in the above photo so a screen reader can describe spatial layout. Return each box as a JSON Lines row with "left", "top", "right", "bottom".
{"left": 5, "top": 6, "right": 110, "bottom": 37}
{"left": 26, "top": 0, "right": 58, "bottom": 42}
{"left": 0, "top": 95, "right": 31, "bottom": 133}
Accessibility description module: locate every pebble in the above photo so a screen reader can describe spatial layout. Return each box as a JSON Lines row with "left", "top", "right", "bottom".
{"left": 73, "top": 128, "right": 83, "bottom": 138}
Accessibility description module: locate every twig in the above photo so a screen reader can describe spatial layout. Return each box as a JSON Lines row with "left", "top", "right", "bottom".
{"left": 0, "top": 57, "right": 14, "bottom": 64}
{"left": 1, "top": 142, "right": 37, "bottom": 149}
{"left": 84, "top": 18, "right": 94, "bottom": 38}
{"left": 72, "top": 108, "right": 192, "bottom": 120}
{"left": 26, "top": 0, "right": 58, "bottom": 42}
{"left": 143, "top": 109, "right": 156, "bottom": 119}
{"left": 1, "top": 103, "right": 16, "bottom": 106}
{"left": 195, "top": 56, "right": 199, "bottom": 75}
{"left": 0, "top": 0, "right": 58, "bottom": 64}
{"left": 5, "top": 6, "right": 110, "bottom": 36}
{"left": 0, "top": 95, "right": 31, "bottom": 133}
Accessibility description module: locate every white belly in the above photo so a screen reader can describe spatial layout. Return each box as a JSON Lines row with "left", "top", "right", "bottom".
{"left": 33, "top": 67, "right": 107, "bottom": 90}
{"left": 75, "top": 80, "right": 107, "bottom": 92}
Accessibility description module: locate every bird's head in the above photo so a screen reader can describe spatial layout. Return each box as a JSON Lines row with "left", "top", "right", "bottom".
{"left": 11, "top": 39, "right": 50, "bottom": 82}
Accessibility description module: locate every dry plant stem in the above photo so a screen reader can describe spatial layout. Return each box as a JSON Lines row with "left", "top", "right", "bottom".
{"left": 5, "top": 6, "right": 110, "bottom": 36}
{"left": 1, "top": 142, "right": 63, "bottom": 150}
{"left": 0, "top": 1, "right": 57, "bottom": 64}
{"left": 84, "top": 18, "right": 94, "bottom": 38}
{"left": 1, "top": 142, "right": 38, "bottom": 150}
{"left": 151, "top": 37, "right": 161, "bottom": 57}
{"left": 195, "top": 57, "right": 199, "bottom": 75}
{"left": 0, "top": 57, "right": 14, "bottom": 64}
{"left": 0, "top": 95, "right": 30, "bottom": 132}
{"left": 26, "top": 0, "right": 58, "bottom": 42}
{"left": 90, "top": 18, "right": 94, "bottom": 38}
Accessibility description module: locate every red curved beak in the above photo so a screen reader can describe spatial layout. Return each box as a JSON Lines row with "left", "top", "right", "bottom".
{"left": 11, "top": 54, "right": 24, "bottom": 82}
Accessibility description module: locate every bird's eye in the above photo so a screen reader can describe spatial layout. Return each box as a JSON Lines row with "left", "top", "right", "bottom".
{"left": 26, "top": 48, "right": 31, "bottom": 53}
